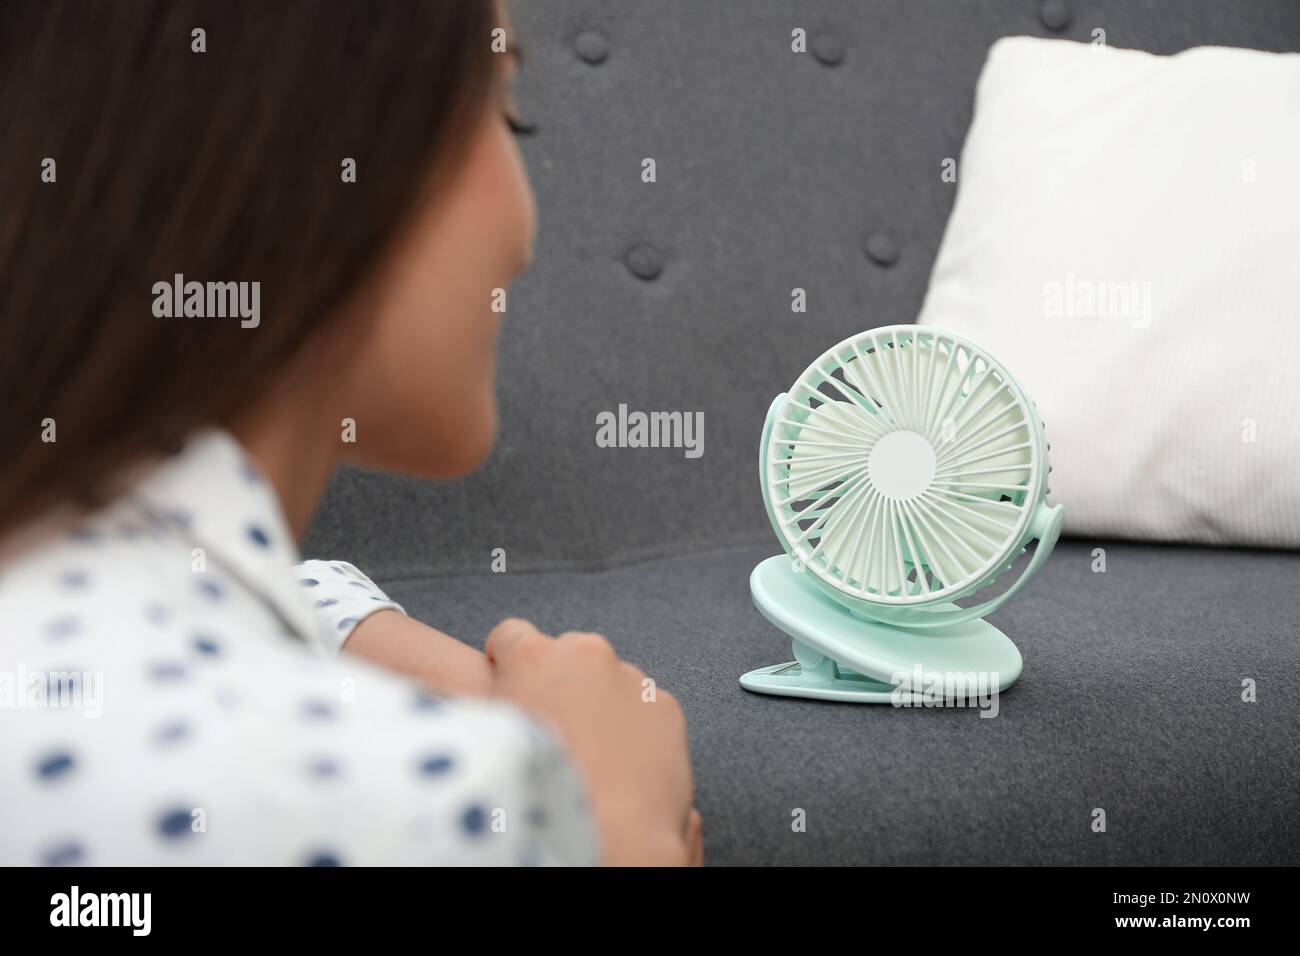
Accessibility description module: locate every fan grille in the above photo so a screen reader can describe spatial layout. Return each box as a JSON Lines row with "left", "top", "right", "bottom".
{"left": 765, "top": 326, "right": 1044, "bottom": 605}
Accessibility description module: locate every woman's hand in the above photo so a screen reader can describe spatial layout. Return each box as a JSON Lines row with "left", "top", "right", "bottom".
{"left": 486, "top": 617, "right": 699, "bottom": 866}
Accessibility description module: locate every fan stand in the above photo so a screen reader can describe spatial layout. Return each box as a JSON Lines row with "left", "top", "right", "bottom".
{"left": 739, "top": 555, "right": 1023, "bottom": 704}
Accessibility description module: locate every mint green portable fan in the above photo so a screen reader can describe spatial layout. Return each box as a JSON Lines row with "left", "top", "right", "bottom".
{"left": 740, "top": 325, "right": 1064, "bottom": 703}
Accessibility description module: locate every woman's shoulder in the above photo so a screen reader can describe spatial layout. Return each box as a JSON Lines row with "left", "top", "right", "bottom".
{"left": 0, "top": 507, "right": 592, "bottom": 865}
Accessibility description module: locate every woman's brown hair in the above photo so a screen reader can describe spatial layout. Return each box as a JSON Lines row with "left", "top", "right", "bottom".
{"left": 0, "top": 0, "right": 498, "bottom": 536}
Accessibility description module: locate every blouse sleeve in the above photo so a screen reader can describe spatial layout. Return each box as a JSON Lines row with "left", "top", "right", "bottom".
{"left": 280, "top": 563, "right": 600, "bottom": 864}
{"left": 293, "top": 558, "right": 405, "bottom": 653}
{"left": 279, "top": 565, "right": 600, "bottom": 863}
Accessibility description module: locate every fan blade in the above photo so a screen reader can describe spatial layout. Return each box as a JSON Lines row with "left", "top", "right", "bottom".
{"left": 842, "top": 350, "right": 885, "bottom": 406}
{"left": 858, "top": 501, "right": 907, "bottom": 596}
{"left": 784, "top": 400, "right": 872, "bottom": 499}
{"left": 922, "top": 494, "right": 1020, "bottom": 570}
{"left": 844, "top": 492, "right": 881, "bottom": 590}
{"left": 943, "top": 373, "right": 1031, "bottom": 498}
{"left": 814, "top": 478, "right": 876, "bottom": 585}
{"left": 846, "top": 336, "right": 956, "bottom": 435}
{"left": 842, "top": 348, "right": 918, "bottom": 426}
{"left": 916, "top": 339, "right": 961, "bottom": 439}
{"left": 900, "top": 501, "right": 966, "bottom": 590}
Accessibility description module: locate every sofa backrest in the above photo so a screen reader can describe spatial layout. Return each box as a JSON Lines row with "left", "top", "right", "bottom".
{"left": 304, "top": 0, "right": 1300, "bottom": 580}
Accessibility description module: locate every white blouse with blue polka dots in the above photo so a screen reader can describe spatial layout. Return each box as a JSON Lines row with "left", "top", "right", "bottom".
{"left": 0, "top": 430, "right": 598, "bottom": 866}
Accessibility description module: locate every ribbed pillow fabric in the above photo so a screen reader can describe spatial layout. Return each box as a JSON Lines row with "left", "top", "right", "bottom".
{"left": 918, "top": 37, "right": 1300, "bottom": 548}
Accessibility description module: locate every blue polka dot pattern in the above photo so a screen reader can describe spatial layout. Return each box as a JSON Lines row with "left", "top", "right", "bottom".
{"left": 191, "top": 635, "right": 221, "bottom": 657}
{"left": 143, "top": 602, "right": 172, "bottom": 626}
{"left": 58, "top": 569, "right": 90, "bottom": 590}
{"left": 413, "top": 691, "right": 444, "bottom": 711}
{"left": 157, "top": 808, "right": 196, "bottom": 839}
{"left": 148, "top": 661, "right": 189, "bottom": 683}
{"left": 307, "top": 757, "right": 342, "bottom": 779}
{"left": 195, "top": 578, "right": 224, "bottom": 601}
{"left": 419, "top": 754, "right": 455, "bottom": 776}
{"left": 36, "top": 752, "right": 76, "bottom": 781}
{"left": 44, "top": 616, "right": 80, "bottom": 640}
{"left": 154, "top": 721, "right": 190, "bottom": 745}
{"left": 305, "top": 851, "right": 343, "bottom": 867}
{"left": 462, "top": 805, "right": 488, "bottom": 836}
{"left": 247, "top": 525, "right": 271, "bottom": 548}
{"left": 41, "top": 841, "right": 85, "bottom": 866}
{"left": 292, "top": 558, "right": 406, "bottom": 653}
{"left": 301, "top": 699, "right": 337, "bottom": 721}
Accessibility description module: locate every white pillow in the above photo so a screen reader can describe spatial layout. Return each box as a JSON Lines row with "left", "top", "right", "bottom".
{"left": 917, "top": 37, "right": 1300, "bottom": 548}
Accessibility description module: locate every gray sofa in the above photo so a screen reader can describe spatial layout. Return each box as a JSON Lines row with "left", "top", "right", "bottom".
{"left": 305, "top": 0, "right": 1300, "bottom": 865}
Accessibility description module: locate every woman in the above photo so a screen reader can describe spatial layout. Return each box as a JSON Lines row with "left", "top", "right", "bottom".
{"left": 0, "top": 1, "right": 700, "bottom": 866}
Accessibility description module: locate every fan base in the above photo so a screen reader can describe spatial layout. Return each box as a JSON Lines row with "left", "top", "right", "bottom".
{"left": 740, "top": 555, "right": 1022, "bottom": 705}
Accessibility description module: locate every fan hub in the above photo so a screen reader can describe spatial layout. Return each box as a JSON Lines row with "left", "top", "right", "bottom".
{"left": 867, "top": 430, "right": 935, "bottom": 501}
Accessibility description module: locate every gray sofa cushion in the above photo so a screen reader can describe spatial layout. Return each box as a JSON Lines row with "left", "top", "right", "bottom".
{"left": 384, "top": 539, "right": 1299, "bottom": 865}
{"left": 305, "top": 0, "right": 1300, "bottom": 864}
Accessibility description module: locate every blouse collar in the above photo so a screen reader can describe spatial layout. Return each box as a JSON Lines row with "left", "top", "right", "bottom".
{"left": 129, "top": 429, "right": 327, "bottom": 652}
